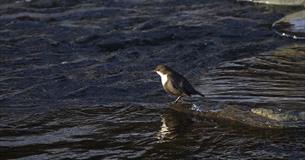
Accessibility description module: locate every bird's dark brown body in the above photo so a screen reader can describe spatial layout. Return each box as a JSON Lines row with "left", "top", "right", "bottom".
{"left": 154, "top": 64, "right": 204, "bottom": 102}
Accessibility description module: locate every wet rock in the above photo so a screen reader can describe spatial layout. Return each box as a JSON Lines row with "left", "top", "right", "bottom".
{"left": 169, "top": 102, "right": 305, "bottom": 129}
{"left": 241, "top": 0, "right": 305, "bottom": 39}
{"left": 273, "top": 10, "right": 305, "bottom": 39}
{"left": 238, "top": 0, "right": 305, "bottom": 6}
{"left": 251, "top": 108, "right": 305, "bottom": 121}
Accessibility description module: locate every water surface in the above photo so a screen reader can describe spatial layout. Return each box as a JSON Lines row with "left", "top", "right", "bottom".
{"left": 1, "top": 0, "right": 305, "bottom": 159}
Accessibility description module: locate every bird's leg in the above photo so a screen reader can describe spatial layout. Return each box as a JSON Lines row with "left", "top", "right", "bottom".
{"left": 174, "top": 96, "right": 182, "bottom": 103}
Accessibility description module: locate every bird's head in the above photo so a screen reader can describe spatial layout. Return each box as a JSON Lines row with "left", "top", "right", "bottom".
{"left": 154, "top": 64, "right": 171, "bottom": 75}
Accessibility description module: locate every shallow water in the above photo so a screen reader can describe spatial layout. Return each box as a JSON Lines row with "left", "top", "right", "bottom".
{"left": 200, "top": 45, "right": 305, "bottom": 106}
{"left": 1, "top": 0, "right": 305, "bottom": 159}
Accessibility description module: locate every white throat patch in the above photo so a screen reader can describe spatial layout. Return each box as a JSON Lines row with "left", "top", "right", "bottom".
{"left": 156, "top": 71, "right": 168, "bottom": 86}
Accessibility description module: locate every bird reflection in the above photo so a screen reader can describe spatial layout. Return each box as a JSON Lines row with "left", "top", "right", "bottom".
{"left": 156, "top": 103, "right": 193, "bottom": 143}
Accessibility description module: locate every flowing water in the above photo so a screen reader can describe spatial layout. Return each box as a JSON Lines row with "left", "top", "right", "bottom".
{"left": 200, "top": 45, "right": 305, "bottom": 105}
{"left": 1, "top": 0, "right": 305, "bottom": 159}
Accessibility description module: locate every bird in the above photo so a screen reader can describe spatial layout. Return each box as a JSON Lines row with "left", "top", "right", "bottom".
{"left": 154, "top": 64, "right": 204, "bottom": 103}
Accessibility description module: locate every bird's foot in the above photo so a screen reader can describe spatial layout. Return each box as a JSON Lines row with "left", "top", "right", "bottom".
{"left": 173, "top": 96, "right": 182, "bottom": 103}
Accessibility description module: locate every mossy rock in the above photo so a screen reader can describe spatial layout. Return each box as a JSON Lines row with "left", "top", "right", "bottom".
{"left": 169, "top": 102, "right": 305, "bottom": 129}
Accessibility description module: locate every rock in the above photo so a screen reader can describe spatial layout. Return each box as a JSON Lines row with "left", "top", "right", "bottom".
{"left": 169, "top": 102, "right": 305, "bottom": 129}
{"left": 251, "top": 108, "right": 305, "bottom": 121}
{"left": 238, "top": 0, "right": 305, "bottom": 6}
{"left": 240, "top": 0, "right": 305, "bottom": 39}
{"left": 273, "top": 10, "right": 305, "bottom": 39}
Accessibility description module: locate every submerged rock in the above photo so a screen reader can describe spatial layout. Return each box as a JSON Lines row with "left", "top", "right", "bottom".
{"left": 273, "top": 10, "right": 305, "bottom": 39}
{"left": 238, "top": 0, "right": 305, "bottom": 5}
{"left": 251, "top": 108, "right": 305, "bottom": 121}
{"left": 170, "top": 102, "right": 305, "bottom": 129}
{"left": 240, "top": 0, "right": 305, "bottom": 39}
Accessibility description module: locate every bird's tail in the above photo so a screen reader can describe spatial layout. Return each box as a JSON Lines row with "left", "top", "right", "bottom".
{"left": 196, "top": 90, "right": 205, "bottom": 97}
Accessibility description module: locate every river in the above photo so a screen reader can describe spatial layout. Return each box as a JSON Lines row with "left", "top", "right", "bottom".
{"left": 1, "top": 0, "right": 305, "bottom": 159}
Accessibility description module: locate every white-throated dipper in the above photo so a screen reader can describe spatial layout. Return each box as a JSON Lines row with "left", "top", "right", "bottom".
{"left": 154, "top": 64, "right": 204, "bottom": 103}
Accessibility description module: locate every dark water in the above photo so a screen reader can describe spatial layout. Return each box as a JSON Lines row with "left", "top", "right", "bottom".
{"left": 200, "top": 45, "right": 305, "bottom": 105}
{"left": 1, "top": 0, "right": 305, "bottom": 159}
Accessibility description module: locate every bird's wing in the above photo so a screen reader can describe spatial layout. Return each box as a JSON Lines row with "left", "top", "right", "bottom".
{"left": 177, "top": 73, "right": 200, "bottom": 95}
{"left": 170, "top": 73, "right": 204, "bottom": 97}
{"left": 167, "top": 75, "right": 184, "bottom": 94}
{"left": 181, "top": 77, "right": 198, "bottom": 95}
{"left": 169, "top": 74, "right": 192, "bottom": 96}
